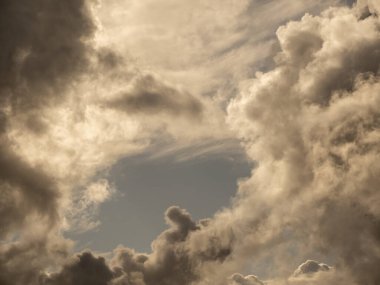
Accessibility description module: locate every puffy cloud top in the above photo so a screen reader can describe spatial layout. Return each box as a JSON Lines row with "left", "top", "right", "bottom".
{"left": 293, "top": 260, "right": 330, "bottom": 277}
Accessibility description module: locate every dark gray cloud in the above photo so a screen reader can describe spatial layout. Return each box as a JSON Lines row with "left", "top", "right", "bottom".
{"left": 0, "top": 1, "right": 104, "bottom": 285}
{"left": 105, "top": 75, "right": 203, "bottom": 119}
{"left": 0, "top": 0, "right": 97, "bottom": 238}
{"left": 0, "top": 236, "right": 72, "bottom": 285}
{"left": 42, "top": 252, "right": 113, "bottom": 285}
{"left": 0, "top": 0, "right": 95, "bottom": 110}
{"left": 0, "top": 7, "right": 100, "bottom": 285}
{"left": 0, "top": 0, "right": 211, "bottom": 282}
{"left": 0, "top": 144, "right": 59, "bottom": 237}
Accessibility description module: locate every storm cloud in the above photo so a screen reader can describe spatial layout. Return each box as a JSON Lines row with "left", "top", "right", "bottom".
{"left": 0, "top": 0, "right": 98, "bottom": 282}
{"left": 0, "top": 0, "right": 96, "bottom": 110}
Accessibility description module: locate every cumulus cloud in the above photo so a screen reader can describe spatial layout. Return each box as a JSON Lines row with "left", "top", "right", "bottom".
{"left": 1, "top": 0, "right": 380, "bottom": 285}
{"left": 41, "top": 252, "right": 113, "bottom": 285}
{"left": 286, "top": 260, "right": 353, "bottom": 285}
{"left": 231, "top": 260, "right": 352, "bottom": 285}
{"left": 229, "top": 273, "right": 264, "bottom": 285}
{"left": 42, "top": 206, "right": 228, "bottom": 285}
{"left": 292, "top": 260, "right": 330, "bottom": 277}
{"left": 226, "top": 1, "right": 380, "bottom": 284}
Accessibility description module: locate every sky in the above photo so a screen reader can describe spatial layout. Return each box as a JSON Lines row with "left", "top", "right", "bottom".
{"left": 0, "top": 0, "right": 380, "bottom": 285}
{"left": 68, "top": 146, "right": 252, "bottom": 253}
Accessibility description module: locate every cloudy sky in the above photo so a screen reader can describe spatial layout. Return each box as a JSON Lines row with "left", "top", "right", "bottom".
{"left": 0, "top": 0, "right": 379, "bottom": 284}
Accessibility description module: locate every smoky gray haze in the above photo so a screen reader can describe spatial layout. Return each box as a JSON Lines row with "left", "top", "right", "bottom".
{"left": 0, "top": 0, "right": 379, "bottom": 285}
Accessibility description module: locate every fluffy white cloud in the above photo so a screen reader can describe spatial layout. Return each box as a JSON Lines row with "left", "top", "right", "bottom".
{"left": 226, "top": 1, "right": 380, "bottom": 284}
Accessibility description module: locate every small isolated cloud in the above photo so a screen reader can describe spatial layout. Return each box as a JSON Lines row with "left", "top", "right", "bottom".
{"left": 293, "top": 260, "right": 330, "bottom": 277}
{"left": 84, "top": 179, "right": 114, "bottom": 205}
{"left": 66, "top": 179, "right": 115, "bottom": 233}
{"left": 230, "top": 273, "right": 265, "bottom": 285}
{"left": 230, "top": 260, "right": 353, "bottom": 285}
{"left": 105, "top": 75, "right": 203, "bottom": 119}
{"left": 285, "top": 260, "right": 353, "bottom": 285}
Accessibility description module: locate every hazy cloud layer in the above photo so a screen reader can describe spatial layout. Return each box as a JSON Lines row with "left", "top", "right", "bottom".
{"left": 97, "top": 0, "right": 340, "bottom": 103}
